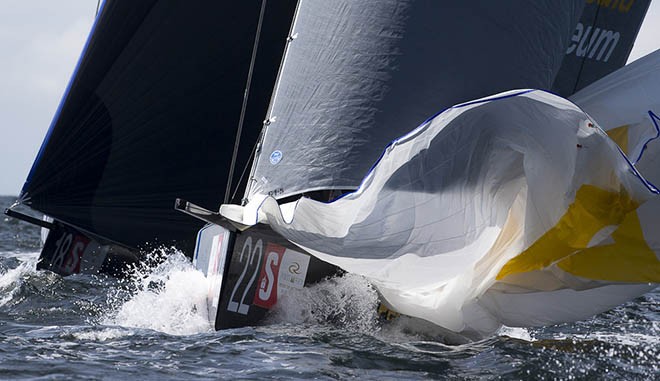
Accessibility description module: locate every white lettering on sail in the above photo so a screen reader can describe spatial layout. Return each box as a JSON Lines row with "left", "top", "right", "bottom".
{"left": 565, "top": 22, "right": 620, "bottom": 63}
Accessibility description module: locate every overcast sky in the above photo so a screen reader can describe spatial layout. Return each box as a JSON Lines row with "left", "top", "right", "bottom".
{"left": 0, "top": 1, "right": 96, "bottom": 196}
{"left": 0, "top": 1, "right": 659, "bottom": 196}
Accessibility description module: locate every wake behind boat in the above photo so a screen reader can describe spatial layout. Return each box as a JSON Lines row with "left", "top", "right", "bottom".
{"left": 6, "top": 0, "right": 658, "bottom": 339}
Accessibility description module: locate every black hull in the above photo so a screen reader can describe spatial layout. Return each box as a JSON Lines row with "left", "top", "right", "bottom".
{"left": 36, "top": 222, "right": 138, "bottom": 277}
{"left": 194, "top": 223, "right": 341, "bottom": 330}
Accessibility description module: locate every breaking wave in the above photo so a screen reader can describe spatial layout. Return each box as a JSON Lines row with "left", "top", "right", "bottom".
{"left": 269, "top": 273, "right": 381, "bottom": 332}
{"left": 101, "top": 250, "right": 212, "bottom": 335}
{"left": 0, "top": 251, "right": 39, "bottom": 307}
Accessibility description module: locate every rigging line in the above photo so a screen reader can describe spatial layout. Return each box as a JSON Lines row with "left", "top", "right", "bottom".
{"left": 230, "top": 139, "right": 260, "bottom": 205}
{"left": 95, "top": 0, "right": 101, "bottom": 17}
{"left": 224, "top": 0, "right": 268, "bottom": 205}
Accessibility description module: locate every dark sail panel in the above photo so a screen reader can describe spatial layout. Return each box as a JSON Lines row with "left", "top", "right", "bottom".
{"left": 552, "top": 0, "right": 650, "bottom": 97}
{"left": 20, "top": 0, "right": 297, "bottom": 252}
{"left": 247, "top": 0, "right": 584, "bottom": 201}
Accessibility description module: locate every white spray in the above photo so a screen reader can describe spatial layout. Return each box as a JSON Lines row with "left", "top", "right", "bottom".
{"left": 102, "top": 250, "right": 212, "bottom": 335}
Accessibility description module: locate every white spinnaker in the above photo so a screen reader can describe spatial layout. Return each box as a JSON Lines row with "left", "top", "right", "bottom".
{"left": 571, "top": 49, "right": 660, "bottom": 181}
{"left": 570, "top": 47, "right": 660, "bottom": 289}
{"left": 223, "top": 90, "right": 659, "bottom": 336}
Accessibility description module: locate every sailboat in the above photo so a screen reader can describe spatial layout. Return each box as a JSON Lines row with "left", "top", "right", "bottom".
{"left": 6, "top": 1, "right": 301, "bottom": 275}
{"left": 6, "top": 0, "right": 659, "bottom": 338}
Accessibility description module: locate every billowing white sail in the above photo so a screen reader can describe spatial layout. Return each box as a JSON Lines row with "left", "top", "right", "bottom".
{"left": 223, "top": 87, "right": 660, "bottom": 336}
{"left": 571, "top": 49, "right": 660, "bottom": 182}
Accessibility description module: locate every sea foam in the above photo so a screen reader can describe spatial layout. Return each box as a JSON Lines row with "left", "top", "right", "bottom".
{"left": 102, "top": 250, "right": 212, "bottom": 335}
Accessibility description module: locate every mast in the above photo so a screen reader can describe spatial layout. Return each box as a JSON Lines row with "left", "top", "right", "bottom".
{"left": 225, "top": 0, "right": 268, "bottom": 205}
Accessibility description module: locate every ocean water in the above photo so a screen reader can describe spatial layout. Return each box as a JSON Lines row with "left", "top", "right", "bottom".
{"left": 0, "top": 196, "right": 657, "bottom": 380}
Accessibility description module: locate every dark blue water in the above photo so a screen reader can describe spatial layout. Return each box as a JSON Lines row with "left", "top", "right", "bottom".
{"left": 1, "top": 196, "right": 658, "bottom": 380}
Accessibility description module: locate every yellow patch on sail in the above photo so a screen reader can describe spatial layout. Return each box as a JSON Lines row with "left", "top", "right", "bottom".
{"left": 606, "top": 124, "right": 629, "bottom": 155}
{"left": 497, "top": 184, "right": 660, "bottom": 282}
{"left": 557, "top": 210, "right": 660, "bottom": 282}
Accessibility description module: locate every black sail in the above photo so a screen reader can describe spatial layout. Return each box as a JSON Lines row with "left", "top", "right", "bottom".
{"left": 19, "top": 0, "right": 297, "bottom": 252}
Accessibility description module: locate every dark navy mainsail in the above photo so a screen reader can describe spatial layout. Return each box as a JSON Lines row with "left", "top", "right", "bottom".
{"left": 19, "top": 0, "right": 297, "bottom": 252}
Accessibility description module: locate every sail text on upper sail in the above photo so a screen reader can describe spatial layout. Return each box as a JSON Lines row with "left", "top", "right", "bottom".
{"left": 587, "top": 0, "right": 635, "bottom": 13}
{"left": 565, "top": 23, "right": 620, "bottom": 62}
{"left": 585, "top": 0, "right": 635, "bottom": 14}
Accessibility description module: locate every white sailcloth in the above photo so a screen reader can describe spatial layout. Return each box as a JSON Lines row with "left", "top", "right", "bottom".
{"left": 222, "top": 85, "right": 660, "bottom": 336}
